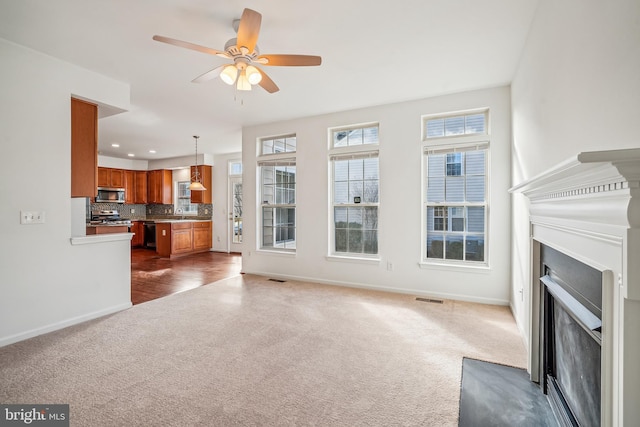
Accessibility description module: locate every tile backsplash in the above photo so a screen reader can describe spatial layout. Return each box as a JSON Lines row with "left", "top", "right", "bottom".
{"left": 90, "top": 203, "right": 213, "bottom": 221}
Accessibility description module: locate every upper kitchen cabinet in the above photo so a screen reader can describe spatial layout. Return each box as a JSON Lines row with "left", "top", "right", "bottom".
{"left": 71, "top": 98, "right": 97, "bottom": 198}
{"left": 98, "top": 167, "right": 125, "bottom": 188}
{"left": 134, "top": 171, "right": 148, "bottom": 204}
{"left": 124, "top": 170, "right": 135, "bottom": 203}
{"left": 147, "top": 169, "right": 172, "bottom": 204}
{"left": 190, "top": 165, "right": 212, "bottom": 204}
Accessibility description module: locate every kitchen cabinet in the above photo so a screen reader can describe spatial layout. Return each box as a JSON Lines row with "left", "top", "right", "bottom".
{"left": 71, "top": 98, "right": 97, "bottom": 198}
{"left": 147, "top": 169, "right": 172, "bottom": 204}
{"left": 86, "top": 225, "right": 129, "bottom": 235}
{"left": 156, "top": 221, "right": 212, "bottom": 258}
{"left": 190, "top": 165, "right": 212, "bottom": 204}
{"left": 130, "top": 221, "right": 145, "bottom": 247}
{"left": 134, "top": 171, "right": 148, "bottom": 204}
{"left": 124, "top": 170, "right": 135, "bottom": 204}
{"left": 98, "top": 167, "right": 125, "bottom": 188}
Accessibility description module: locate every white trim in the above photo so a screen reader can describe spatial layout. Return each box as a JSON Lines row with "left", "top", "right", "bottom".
{"left": 325, "top": 255, "right": 381, "bottom": 265}
{"left": 256, "top": 249, "right": 296, "bottom": 257}
{"left": 0, "top": 302, "right": 132, "bottom": 347}
{"left": 418, "top": 260, "right": 490, "bottom": 273}
{"left": 70, "top": 233, "right": 133, "bottom": 245}
{"left": 244, "top": 272, "right": 509, "bottom": 306}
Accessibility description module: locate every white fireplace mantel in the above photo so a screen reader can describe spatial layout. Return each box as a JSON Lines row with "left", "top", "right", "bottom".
{"left": 510, "top": 148, "right": 640, "bottom": 426}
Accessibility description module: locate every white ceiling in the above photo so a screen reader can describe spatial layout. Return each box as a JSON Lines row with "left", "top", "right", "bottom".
{"left": 0, "top": 0, "right": 539, "bottom": 160}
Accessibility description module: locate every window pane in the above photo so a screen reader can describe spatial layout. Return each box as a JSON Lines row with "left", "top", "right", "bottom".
{"left": 285, "top": 136, "right": 297, "bottom": 152}
{"left": 426, "top": 207, "right": 435, "bottom": 231}
{"left": 427, "top": 177, "right": 445, "bottom": 203}
{"left": 348, "top": 128, "right": 363, "bottom": 146}
{"left": 363, "top": 158, "right": 379, "bottom": 179}
{"left": 334, "top": 207, "right": 347, "bottom": 228}
{"left": 466, "top": 176, "right": 485, "bottom": 202}
{"left": 465, "top": 236, "right": 485, "bottom": 261}
{"left": 363, "top": 230, "right": 378, "bottom": 254}
{"left": 349, "top": 181, "right": 363, "bottom": 202}
{"left": 427, "top": 234, "right": 444, "bottom": 258}
{"left": 335, "top": 229, "right": 347, "bottom": 252}
{"left": 445, "top": 177, "right": 464, "bottom": 202}
{"left": 274, "top": 139, "right": 285, "bottom": 153}
{"left": 334, "top": 131, "right": 348, "bottom": 148}
{"left": 363, "top": 180, "right": 379, "bottom": 203}
{"left": 426, "top": 119, "right": 444, "bottom": 138}
{"left": 230, "top": 161, "right": 242, "bottom": 175}
{"left": 262, "top": 140, "right": 274, "bottom": 154}
{"left": 334, "top": 181, "right": 348, "bottom": 204}
{"left": 348, "top": 207, "right": 363, "bottom": 229}
{"left": 348, "top": 229, "right": 363, "bottom": 252}
{"left": 467, "top": 207, "right": 485, "bottom": 233}
{"left": 445, "top": 235, "right": 464, "bottom": 260}
{"left": 446, "top": 153, "right": 463, "bottom": 176}
{"left": 465, "top": 114, "right": 485, "bottom": 134}
{"left": 363, "top": 127, "right": 379, "bottom": 144}
{"left": 334, "top": 160, "right": 349, "bottom": 181}
{"left": 363, "top": 207, "right": 378, "bottom": 229}
{"left": 465, "top": 151, "right": 485, "bottom": 175}
{"left": 445, "top": 116, "right": 465, "bottom": 136}
{"left": 428, "top": 154, "right": 445, "bottom": 177}
{"left": 349, "top": 159, "right": 364, "bottom": 180}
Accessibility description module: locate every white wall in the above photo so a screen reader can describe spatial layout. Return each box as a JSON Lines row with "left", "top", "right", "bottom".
{"left": 242, "top": 86, "right": 512, "bottom": 304}
{"left": 0, "top": 39, "right": 131, "bottom": 346}
{"left": 510, "top": 0, "right": 640, "bottom": 339}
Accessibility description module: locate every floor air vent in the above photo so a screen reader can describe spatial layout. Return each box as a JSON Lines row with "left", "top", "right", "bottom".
{"left": 268, "top": 278, "right": 286, "bottom": 283}
{"left": 416, "top": 297, "right": 443, "bottom": 304}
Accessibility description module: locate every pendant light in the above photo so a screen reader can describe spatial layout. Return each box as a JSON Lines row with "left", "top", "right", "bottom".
{"left": 189, "top": 135, "right": 206, "bottom": 191}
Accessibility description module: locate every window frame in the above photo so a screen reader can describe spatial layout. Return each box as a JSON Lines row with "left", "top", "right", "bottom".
{"left": 257, "top": 135, "right": 297, "bottom": 253}
{"left": 174, "top": 181, "right": 198, "bottom": 216}
{"left": 421, "top": 109, "right": 489, "bottom": 268}
{"left": 328, "top": 123, "right": 380, "bottom": 260}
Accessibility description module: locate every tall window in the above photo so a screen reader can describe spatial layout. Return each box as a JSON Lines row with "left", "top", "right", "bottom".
{"left": 423, "top": 111, "right": 488, "bottom": 264}
{"left": 258, "top": 135, "right": 296, "bottom": 251}
{"left": 330, "top": 124, "right": 379, "bottom": 256}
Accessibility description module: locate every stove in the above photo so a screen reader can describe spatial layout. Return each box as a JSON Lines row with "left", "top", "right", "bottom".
{"left": 90, "top": 210, "right": 132, "bottom": 226}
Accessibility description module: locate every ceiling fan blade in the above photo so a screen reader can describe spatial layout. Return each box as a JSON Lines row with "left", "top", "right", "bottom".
{"left": 257, "top": 68, "right": 279, "bottom": 93}
{"left": 257, "top": 54, "right": 322, "bottom": 66}
{"left": 192, "top": 65, "right": 226, "bottom": 83}
{"left": 153, "top": 35, "right": 229, "bottom": 58}
{"left": 236, "top": 8, "right": 262, "bottom": 54}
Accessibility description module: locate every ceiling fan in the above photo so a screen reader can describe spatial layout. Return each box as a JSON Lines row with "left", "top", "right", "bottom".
{"left": 153, "top": 8, "right": 322, "bottom": 94}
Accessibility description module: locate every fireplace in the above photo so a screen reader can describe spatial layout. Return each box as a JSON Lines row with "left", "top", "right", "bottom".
{"left": 509, "top": 148, "right": 640, "bottom": 426}
{"left": 540, "top": 245, "right": 602, "bottom": 426}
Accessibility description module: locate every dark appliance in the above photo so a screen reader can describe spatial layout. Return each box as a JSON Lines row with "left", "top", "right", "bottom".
{"left": 143, "top": 221, "right": 156, "bottom": 248}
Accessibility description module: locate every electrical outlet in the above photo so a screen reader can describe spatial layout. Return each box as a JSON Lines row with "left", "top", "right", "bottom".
{"left": 205, "top": 208, "right": 208, "bottom": 214}
{"left": 130, "top": 208, "right": 135, "bottom": 214}
{"left": 162, "top": 230, "right": 166, "bottom": 236}
{"left": 387, "top": 262, "right": 394, "bottom": 271}
{"left": 217, "top": 236, "right": 220, "bottom": 242}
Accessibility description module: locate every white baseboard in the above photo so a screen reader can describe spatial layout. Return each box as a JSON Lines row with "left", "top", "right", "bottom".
{"left": 0, "top": 302, "right": 132, "bottom": 348}
{"left": 245, "top": 270, "right": 510, "bottom": 306}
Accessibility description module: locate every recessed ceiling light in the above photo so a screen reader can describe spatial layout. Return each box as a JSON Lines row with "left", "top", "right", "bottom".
{"left": 149, "top": 150, "right": 156, "bottom": 154}
{"left": 111, "top": 143, "right": 120, "bottom": 147}
{"left": 127, "top": 153, "right": 135, "bottom": 157}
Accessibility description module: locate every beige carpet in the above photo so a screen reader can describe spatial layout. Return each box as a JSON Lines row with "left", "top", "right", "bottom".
{"left": 0, "top": 275, "right": 526, "bottom": 426}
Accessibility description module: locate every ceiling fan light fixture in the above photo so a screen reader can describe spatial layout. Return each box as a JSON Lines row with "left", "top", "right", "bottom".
{"left": 246, "top": 65, "right": 262, "bottom": 85}
{"left": 220, "top": 65, "right": 238, "bottom": 85}
{"left": 236, "top": 70, "right": 252, "bottom": 91}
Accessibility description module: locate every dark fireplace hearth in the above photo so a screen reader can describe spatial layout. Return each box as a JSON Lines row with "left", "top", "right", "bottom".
{"left": 540, "top": 245, "right": 602, "bottom": 426}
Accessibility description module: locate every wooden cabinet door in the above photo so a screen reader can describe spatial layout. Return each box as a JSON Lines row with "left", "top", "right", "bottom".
{"left": 97, "top": 167, "right": 110, "bottom": 187}
{"left": 171, "top": 225, "right": 193, "bottom": 254}
{"left": 124, "top": 170, "right": 135, "bottom": 204}
{"left": 110, "top": 169, "right": 125, "bottom": 188}
{"left": 192, "top": 222, "right": 212, "bottom": 250}
{"left": 71, "top": 98, "right": 97, "bottom": 198}
{"left": 190, "top": 165, "right": 212, "bottom": 204}
{"left": 147, "top": 170, "right": 157, "bottom": 203}
{"left": 134, "top": 171, "right": 148, "bottom": 204}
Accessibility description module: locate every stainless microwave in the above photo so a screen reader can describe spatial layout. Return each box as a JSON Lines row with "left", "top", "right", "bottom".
{"left": 96, "top": 187, "right": 125, "bottom": 203}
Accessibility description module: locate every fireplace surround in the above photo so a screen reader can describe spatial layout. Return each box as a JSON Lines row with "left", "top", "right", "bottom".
{"left": 510, "top": 148, "right": 640, "bottom": 426}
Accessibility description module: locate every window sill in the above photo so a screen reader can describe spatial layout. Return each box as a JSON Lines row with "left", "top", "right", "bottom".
{"left": 418, "top": 260, "right": 490, "bottom": 273}
{"left": 326, "top": 255, "right": 381, "bottom": 265}
{"left": 257, "top": 249, "right": 296, "bottom": 257}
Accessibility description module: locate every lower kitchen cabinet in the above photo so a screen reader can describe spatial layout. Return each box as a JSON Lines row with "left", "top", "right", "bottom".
{"left": 156, "top": 221, "right": 212, "bottom": 258}
{"left": 130, "top": 221, "right": 145, "bottom": 247}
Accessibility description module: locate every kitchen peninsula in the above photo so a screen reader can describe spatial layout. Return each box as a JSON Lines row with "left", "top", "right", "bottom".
{"left": 154, "top": 220, "right": 212, "bottom": 258}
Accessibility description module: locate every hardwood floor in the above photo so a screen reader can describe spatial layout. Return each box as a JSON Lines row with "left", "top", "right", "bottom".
{"left": 131, "top": 248, "right": 242, "bottom": 305}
